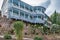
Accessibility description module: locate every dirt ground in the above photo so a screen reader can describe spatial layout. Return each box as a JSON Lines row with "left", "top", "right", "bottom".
{"left": 0, "top": 35, "right": 60, "bottom": 40}
{"left": 43, "top": 35, "right": 60, "bottom": 40}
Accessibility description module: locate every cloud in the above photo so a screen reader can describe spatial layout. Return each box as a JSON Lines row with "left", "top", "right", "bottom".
{"left": 21, "top": 0, "right": 47, "bottom": 6}
{"left": 45, "top": 0, "right": 60, "bottom": 16}
{"left": 40, "top": 0, "right": 51, "bottom": 8}
{"left": 0, "top": 0, "right": 3, "bottom": 10}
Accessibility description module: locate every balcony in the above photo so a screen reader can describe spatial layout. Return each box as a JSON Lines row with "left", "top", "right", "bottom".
{"left": 9, "top": 12, "right": 45, "bottom": 24}
{"left": 8, "top": 3, "right": 36, "bottom": 14}
{"left": 8, "top": 3, "right": 45, "bottom": 24}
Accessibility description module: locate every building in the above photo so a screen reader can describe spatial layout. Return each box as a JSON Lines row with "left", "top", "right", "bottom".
{"left": 1, "top": 0, "right": 49, "bottom": 25}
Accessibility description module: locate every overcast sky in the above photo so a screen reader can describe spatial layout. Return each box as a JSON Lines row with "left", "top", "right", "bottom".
{"left": 0, "top": 0, "right": 60, "bottom": 16}
{"left": 0, "top": 0, "right": 3, "bottom": 10}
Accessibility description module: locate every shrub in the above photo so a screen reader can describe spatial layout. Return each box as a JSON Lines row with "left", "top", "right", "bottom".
{"left": 13, "top": 21, "right": 24, "bottom": 40}
{"left": 34, "top": 36, "right": 43, "bottom": 40}
{"left": 4, "top": 34, "right": 12, "bottom": 39}
{"left": 34, "top": 37, "right": 38, "bottom": 40}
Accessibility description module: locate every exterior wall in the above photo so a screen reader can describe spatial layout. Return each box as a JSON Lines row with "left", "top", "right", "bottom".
{"left": 1, "top": 0, "right": 47, "bottom": 24}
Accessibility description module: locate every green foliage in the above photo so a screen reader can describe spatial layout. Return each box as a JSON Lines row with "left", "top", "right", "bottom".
{"left": 30, "top": 24, "right": 46, "bottom": 35}
{"left": 51, "top": 24, "right": 60, "bottom": 33}
{"left": 43, "top": 26, "right": 50, "bottom": 35}
{"left": 35, "top": 24, "right": 41, "bottom": 28}
{"left": 14, "top": 21, "right": 24, "bottom": 30}
{"left": 50, "top": 11, "right": 60, "bottom": 34}
{"left": 13, "top": 21, "right": 24, "bottom": 40}
{"left": 4, "top": 33, "right": 12, "bottom": 39}
{"left": 13, "top": 21, "right": 24, "bottom": 35}
{"left": 34, "top": 36, "right": 43, "bottom": 40}
{"left": 51, "top": 11, "right": 57, "bottom": 24}
{"left": 31, "top": 24, "right": 42, "bottom": 34}
{"left": 51, "top": 11, "right": 60, "bottom": 25}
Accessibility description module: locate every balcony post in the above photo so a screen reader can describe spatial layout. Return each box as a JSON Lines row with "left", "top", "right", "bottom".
{"left": 12, "top": 0, "right": 13, "bottom": 5}
{"left": 32, "top": 8, "right": 34, "bottom": 13}
{"left": 12, "top": 8, "right": 13, "bottom": 15}
{"left": 24, "top": 4, "right": 25, "bottom": 9}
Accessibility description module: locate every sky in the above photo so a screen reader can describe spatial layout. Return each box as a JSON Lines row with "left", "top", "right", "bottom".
{"left": 0, "top": 0, "right": 3, "bottom": 9}
{"left": 0, "top": 0, "right": 60, "bottom": 16}
{"left": 45, "top": 0, "right": 60, "bottom": 16}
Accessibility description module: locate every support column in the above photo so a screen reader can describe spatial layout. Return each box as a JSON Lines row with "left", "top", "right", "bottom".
{"left": 12, "top": 7, "right": 13, "bottom": 15}
{"left": 12, "top": 0, "right": 13, "bottom": 5}
{"left": 32, "top": 8, "right": 34, "bottom": 13}
{"left": 24, "top": 4, "right": 25, "bottom": 19}
{"left": 19, "top": 2, "right": 20, "bottom": 17}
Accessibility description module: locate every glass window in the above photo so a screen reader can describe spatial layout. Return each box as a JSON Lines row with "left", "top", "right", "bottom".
{"left": 29, "top": 7, "right": 33, "bottom": 12}
{"left": 20, "top": 4, "right": 24, "bottom": 8}
{"left": 30, "top": 16, "right": 33, "bottom": 19}
{"left": 25, "top": 14, "right": 28, "bottom": 18}
{"left": 13, "top": 0, "right": 19, "bottom": 6}
{"left": 20, "top": 2, "right": 24, "bottom": 8}
{"left": 41, "top": 16, "right": 44, "bottom": 20}
{"left": 8, "top": 9, "right": 12, "bottom": 12}
{"left": 8, "top": 0, "right": 12, "bottom": 3}
{"left": 38, "top": 16, "right": 41, "bottom": 18}
{"left": 13, "top": 9, "right": 19, "bottom": 15}
{"left": 38, "top": 15, "right": 44, "bottom": 20}
{"left": 25, "top": 7, "right": 28, "bottom": 10}
{"left": 38, "top": 8, "right": 41, "bottom": 11}
{"left": 34, "top": 16, "right": 37, "bottom": 18}
{"left": 20, "top": 12, "right": 24, "bottom": 17}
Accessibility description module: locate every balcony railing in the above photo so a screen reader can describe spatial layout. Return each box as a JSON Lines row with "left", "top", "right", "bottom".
{"left": 9, "top": 12, "right": 45, "bottom": 24}
{"left": 8, "top": 3, "right": 36, "bottom": 14}
{"left": 8, "top": 3, "right": 45, "bottom": 24}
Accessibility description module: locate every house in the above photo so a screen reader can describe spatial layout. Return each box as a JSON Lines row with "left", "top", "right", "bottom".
{"left": 1, "top": 0, "right": 49, "bottom": 25}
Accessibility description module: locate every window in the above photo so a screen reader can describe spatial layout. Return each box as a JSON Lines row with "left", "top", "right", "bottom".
{"left": 8, "top": 9, "right": 12, "bottom": 12}
{"left": 29, "top": 7, "right": 33, "bottom": 12}
{"left": 20, "top": 4, "right": 24, "bottom": 8}
{"left": 13, "top": 9, "right": 19, "bottom": 15}
{"left": 38, "top": 15, "right": 44, "bottom": 20}
{"left": 20, "top": 12, "right": 24, "bottom": 17}
{"left": 30, "top": 16, "right": 33, "bottom": 19}
{"left": 38, "top": 16, "right": 41, "bottom": 18}
{"left": 34, "top": 16, "right": 37, "bottom": 18}
{"left": 13, "top": 0, "right": 19, "bottom": 6}
{"left": 8, "top": 0, "right": 12, "bottom": 3}
{"left": 25, "top": 6, "right": 29, "bottom": 10}
{"left": 41, "top": 8, "right": 44, "bottom": 13}
{"left": 25, "top": 14, "right": 28, "bottom": 18}
{"left": 41, "top": 16, "right": 44, "bottom": 20}
{"left": 38, "top": 8, "right": 41, "bottom": 11}
{"left": 20, "top": 2, "right": 24, "bottom": 8}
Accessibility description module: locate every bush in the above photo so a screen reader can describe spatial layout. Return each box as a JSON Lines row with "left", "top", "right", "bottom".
{"left": 4, "top": 34, "right": 12, "bottom": 39}
{"left": 34, "top": 36, "right": 43, "bottom": 40}
{"left": 43, "top": 26, "right": 49, "bottom": 35}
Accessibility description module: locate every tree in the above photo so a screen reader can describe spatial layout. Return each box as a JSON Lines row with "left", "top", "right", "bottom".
{"left": 51, "top": 24, "right": 60, "bottom": 34}
{"left": 50, "top": 11, "right": 60, "bottom": 34}
{"left": 51, "top": 11, "right": 57, "bottom": 24}
{"left": 51, "top": 11, "right": 60, "bottom": 25}
{"left": 13, "top": 21, "right": 24, "bottom": 40}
